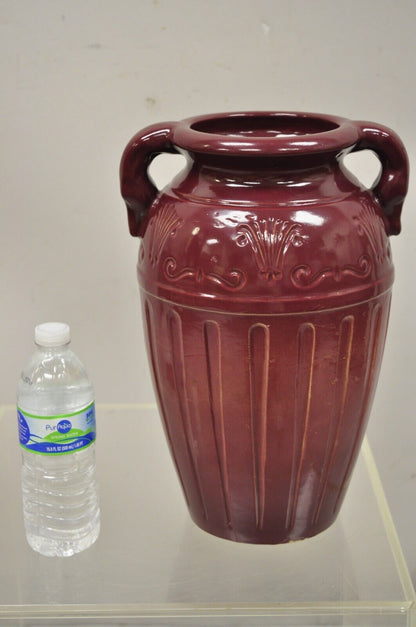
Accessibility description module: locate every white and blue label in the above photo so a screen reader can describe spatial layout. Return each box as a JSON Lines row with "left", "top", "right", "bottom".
{"left": 17, "top": 402, "right": 96, "bottom": 455}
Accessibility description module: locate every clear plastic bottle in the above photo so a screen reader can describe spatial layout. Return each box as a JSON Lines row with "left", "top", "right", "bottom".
{"left": 17, "top": 322, "right": 100, "bottom": 557}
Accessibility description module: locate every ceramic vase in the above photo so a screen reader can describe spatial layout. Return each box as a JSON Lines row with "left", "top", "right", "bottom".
{"left": 120, "top": 112, "right": 408, "bottom": 543}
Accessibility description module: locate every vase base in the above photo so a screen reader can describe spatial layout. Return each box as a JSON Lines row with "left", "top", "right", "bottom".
{"left": 189, "top": 512, "right": 336, "bottom": 545}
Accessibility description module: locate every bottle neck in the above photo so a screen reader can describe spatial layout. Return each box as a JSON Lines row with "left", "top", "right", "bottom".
{"left": 35, "top": 343, "right": 71, "bottom": 355}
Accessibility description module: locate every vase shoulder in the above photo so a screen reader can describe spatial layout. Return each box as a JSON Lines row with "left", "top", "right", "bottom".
{"left": 138, "top": 187, "right": 393, "bottom": 313}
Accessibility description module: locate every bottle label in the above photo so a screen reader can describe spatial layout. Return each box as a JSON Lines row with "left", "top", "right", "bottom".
{"left": 17, "top": 402, "right": 96, "bottom": 455}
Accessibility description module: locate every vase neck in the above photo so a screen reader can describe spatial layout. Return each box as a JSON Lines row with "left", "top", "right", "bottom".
{"left": 171, "top": 149, "right": 358, "bottom": 208}
{"left": 184, "top": 149, "right": 341, "bottom": 173}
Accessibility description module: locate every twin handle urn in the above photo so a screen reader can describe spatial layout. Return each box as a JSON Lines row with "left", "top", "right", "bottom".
{"left": 120, "top": 112, "right": 409, "bottom": 544}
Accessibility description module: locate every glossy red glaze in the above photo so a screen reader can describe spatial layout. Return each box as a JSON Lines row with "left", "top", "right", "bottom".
{"left": 120, "top": 112, "right": 408, "bottom": 543}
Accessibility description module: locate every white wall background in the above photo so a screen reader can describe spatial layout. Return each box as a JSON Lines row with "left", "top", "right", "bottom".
{"left": 1, "top": 0, "right": 415, "bottom": 583}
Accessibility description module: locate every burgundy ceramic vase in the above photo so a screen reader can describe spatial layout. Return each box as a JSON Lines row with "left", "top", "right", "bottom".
{"left": 120, "top": 112, "right": 408, "bottom": 544}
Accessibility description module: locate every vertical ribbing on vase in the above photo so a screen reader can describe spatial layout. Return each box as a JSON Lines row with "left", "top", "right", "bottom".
{"left": 145, "top": 301, "right": 191, "bottom": 507}
{"left": 313, "top": 314, "right": 355, "bottom": 525}
{"left": 169, "top": 309, "right": 208, "bottom": 520}
{"left": 285, "top": 322, "right": 316, "bottom": 531}
{"left": 248, "top": 323, "right": 270, "bottom": 530}
{"left": 204, "top": 321, "right": 232, "bottom": 528}
{"left": 333, "top": 301, "right": 384, "bottom": 513}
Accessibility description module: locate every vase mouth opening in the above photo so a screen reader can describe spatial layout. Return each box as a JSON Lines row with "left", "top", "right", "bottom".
{"left": 172, "top": 111, "right": 360, "bottom": 157}
{"left": 190, "top": 114, "right": 339, "bottom": 137}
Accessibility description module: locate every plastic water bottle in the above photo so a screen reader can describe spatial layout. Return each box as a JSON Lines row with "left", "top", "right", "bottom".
{"left": 17, "top": 322, "right": 100, "bottom": 557}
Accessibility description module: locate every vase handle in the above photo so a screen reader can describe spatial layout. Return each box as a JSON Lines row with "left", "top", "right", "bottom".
{"left": 351, "top": 121, "right": 409, "bottom": 236}
{"left": 120, "top": 122, "right": 178, "bottom": 237}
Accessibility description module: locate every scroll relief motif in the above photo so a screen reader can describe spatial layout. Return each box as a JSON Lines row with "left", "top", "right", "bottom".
{"left": 291, "top": 255, "right": 372, "bottom": 289}
{"left": 236, "top": 218, "right": 306, "bottom": 281}
{"left": 144, "top": 205, "right": 246, "bottom": 291}
{"left": 164, "top": 258, "right": 247, "bottom": 292}
{"left": 291, "top": 201, "right": 391, "bottom": 289}
{"left": 290, "top": 203, "right": 388, "bottom": 289}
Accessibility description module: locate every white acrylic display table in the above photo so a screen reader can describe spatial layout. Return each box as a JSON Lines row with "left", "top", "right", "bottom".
{"left": 0, "top": 404, "right": 414, "bottom": 626}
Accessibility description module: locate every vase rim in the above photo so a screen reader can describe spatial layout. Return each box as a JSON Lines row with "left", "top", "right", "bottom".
{"left": 171, "top": 111, "right": 360, "bottom": 157}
